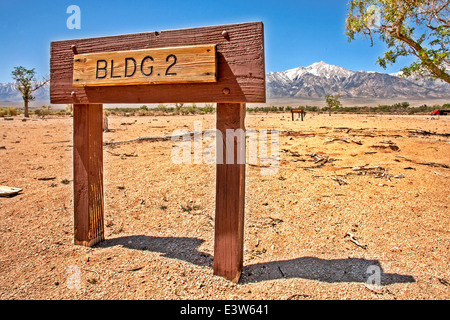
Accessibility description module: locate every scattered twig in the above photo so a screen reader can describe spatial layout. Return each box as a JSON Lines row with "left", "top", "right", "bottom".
{"left": 406, "top": 129, "right": 450, "bottom": 137}
{"left": 404, "top": 159, "right": 449, "bottom": 169}
{"left": 311, "top": 153, "right": 328, "bottom": 165}
{"left": 42, "top": 140, "right": 70, "bottom": 144}
{"left": 287, "top": 293, "right": 311, "bottom": 300}
{"left": 438, "top": 278, "right": 450, "bottom": 286}
{"left": 120, "top": 120, "right": 137, "bottom": 125}
{"left": 370, "top": 144, "right": 400, "bottom": 151}
{"left": 277, "top": 265, "right": 285, "bottom": 278}
{"left": 280, "top": 131, "right": 316, "bottom": 137}
{"left": 81, "top": 268, "right": 101, "bottom": 281}
{"left": 127, "top": 266, "right": 145, "bottom": 272}
{"left": 332, "top": 176, "right": 348, "bottom": 185}
{"left": 106, "top": 150, "right": 138, "bottom": 157}
{"left": 363, "top": 284, "right": 384, "bottom": 295}
{"left": 345, "top": 233, "right": 367, "bottom": 249}
{"left": 324, "top": 137, "right": 350, "bottom": 144}
{"left": 37, "top": 177, "right": 56, "bottom": 181}
{"left": 248, "top": 163, "right": 271, "bottom": 168}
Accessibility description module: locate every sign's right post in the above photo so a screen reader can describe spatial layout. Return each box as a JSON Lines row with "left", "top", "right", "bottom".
{"left": 214, "top": 102, "right": 246, "bottom": 283}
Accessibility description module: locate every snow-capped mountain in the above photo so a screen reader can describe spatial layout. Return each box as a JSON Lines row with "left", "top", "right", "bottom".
{"left": 267, "top": 61, "right": 450, "bottom": 100}
{"left": 283, "top": 61, "right": 354, "bottom": 81}
{"left": 0, "top": 82, "right": 49, "bottom": 102}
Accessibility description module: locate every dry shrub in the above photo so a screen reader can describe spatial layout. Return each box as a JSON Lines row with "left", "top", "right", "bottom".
{"left": 7, "top": 107, "right": 18, "bottom": 116}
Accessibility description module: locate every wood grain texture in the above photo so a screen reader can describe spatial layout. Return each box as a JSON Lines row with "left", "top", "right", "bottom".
{"left": 73, "top": 44, "right": 217, "bottom": 86}
{"left": 213, "top": 103, "right": 246, "bottom": 282}
{"left": 73, "top": 104, "right": 104, "bottom": 246}
{"left": 50, "top": 22, "right": 265, "bottom": 104}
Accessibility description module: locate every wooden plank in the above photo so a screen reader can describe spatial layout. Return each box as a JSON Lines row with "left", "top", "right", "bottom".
{"left": 213, "top": 103, "right": 246, "bottom": 282}
{"left": 50, "top": 22, "right": 265, "bottom": 104}
{"left": 0, "top": 186, "right": 22, "bottom": 197}
{"left": 73, "top": 44, "right": 217, "bottom": 86}
{"left": 73, "top": 103, "right": 104, "bottom": 246}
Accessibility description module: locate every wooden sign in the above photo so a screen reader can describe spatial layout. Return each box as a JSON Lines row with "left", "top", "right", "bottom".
{"left": 73, "top": 44, "right": 217, "bottom": 86}
{"left": 50, "top": 21, "right": 266, "bottom": 283}
{"left": 50, "top": 22, "right": 265, "bottom": 104}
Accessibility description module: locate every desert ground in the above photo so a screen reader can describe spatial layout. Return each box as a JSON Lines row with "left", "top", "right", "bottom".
{"left": 0, "top": 111, "right": 449, "bottom": 300}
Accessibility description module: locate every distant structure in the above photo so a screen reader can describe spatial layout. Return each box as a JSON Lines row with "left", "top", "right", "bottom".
{"left": 291, "top": 108, "right": 306, "bottom": 121}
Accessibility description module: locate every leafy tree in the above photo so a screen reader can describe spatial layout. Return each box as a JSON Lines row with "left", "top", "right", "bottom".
{"left": 346, "top": 0, "right": 450, "bottom": 83}
{"left": 11, "top": 66, "right": 49, "bottom": 117}
{"left": 325, "top": 94, "right": 342, "bottom": 116}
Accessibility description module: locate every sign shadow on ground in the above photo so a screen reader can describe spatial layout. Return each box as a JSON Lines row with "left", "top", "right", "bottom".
{"left": 95, "top": 235, "right": 415, "bottom": 285}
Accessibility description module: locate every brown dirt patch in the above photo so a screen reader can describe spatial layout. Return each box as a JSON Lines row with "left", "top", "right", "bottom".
{"left": 0, "top": 112, "right": 449, "bottom": 299}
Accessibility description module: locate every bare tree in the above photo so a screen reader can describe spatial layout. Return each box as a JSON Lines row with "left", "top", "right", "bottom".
{"left": 11, "top": 66, "right": 49, "bottom": 117}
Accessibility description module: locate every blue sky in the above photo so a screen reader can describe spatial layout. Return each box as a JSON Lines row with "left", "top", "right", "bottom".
{"left": 0, "top": 0, "right": 414, "bottom": 83}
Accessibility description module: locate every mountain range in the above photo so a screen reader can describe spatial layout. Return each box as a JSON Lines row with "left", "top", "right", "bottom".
{"left": 0, "top": 82, "right": 49, "bottom": 104}
{"left": 1, "top": 61, "right": 449, "bottom": 104}
{"left": 266, "top": 61, "right": 450, "bottom": 100}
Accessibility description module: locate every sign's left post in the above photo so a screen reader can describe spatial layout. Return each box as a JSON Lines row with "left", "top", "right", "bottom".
{"left": 73, "top": 103, "right": 105, "bottom": 246}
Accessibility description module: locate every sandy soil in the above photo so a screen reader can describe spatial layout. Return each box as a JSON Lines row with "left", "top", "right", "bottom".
{"left": 0, "top": 112, "right": 449, "bottom": 300}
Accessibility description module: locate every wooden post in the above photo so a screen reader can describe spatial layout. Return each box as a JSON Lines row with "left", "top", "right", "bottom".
{"left": 73, "top": 104, "right": 105, "bottom": 246}
{"left": 214, "top": 103, "right": 246, "bottom": 282}
{"left": 103, "top": 114, "right": 109, "bottom": 132}
{"left": 301, "top": 110, "right": 304, "bottom": 121}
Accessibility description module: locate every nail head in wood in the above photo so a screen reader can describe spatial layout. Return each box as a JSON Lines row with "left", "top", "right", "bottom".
{"left": 223, "top": 88, "right": 230, "bottom": 95}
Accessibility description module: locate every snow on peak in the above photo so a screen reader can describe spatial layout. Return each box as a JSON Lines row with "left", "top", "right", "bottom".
{"left": 278, "top": 61, "right": 354, "bottom": 81}
{"left": 283, "top": 66, "right": 308, "bottom": 81}
{"left": 306, "top": 61, "right": 354, "bottom": 78}
{"left": 390, "top": 71, "right": 403, "bottom": 77}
